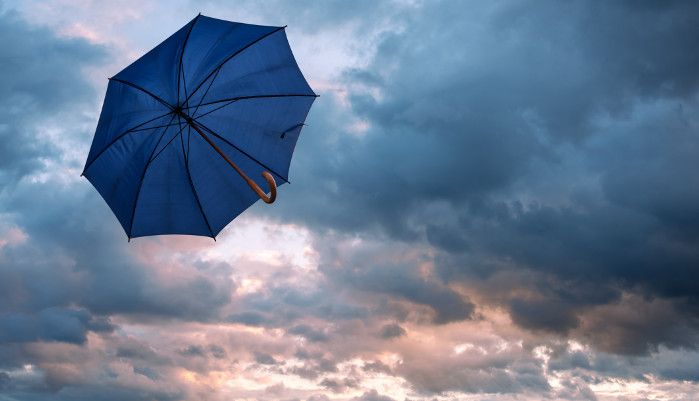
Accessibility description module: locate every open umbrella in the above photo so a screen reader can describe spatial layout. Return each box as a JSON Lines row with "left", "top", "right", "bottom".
{"left": 82, "top": 14, "right": 317, "bottom": 240}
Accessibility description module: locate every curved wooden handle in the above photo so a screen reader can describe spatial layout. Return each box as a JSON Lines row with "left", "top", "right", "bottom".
{"left": 246, "top": 171, "right": 277, "bottom": 204}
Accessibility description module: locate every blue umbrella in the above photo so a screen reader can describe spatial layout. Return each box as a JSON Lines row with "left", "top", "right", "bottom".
{"left": 82, "top": 14, "right": 317, "bottom": 240}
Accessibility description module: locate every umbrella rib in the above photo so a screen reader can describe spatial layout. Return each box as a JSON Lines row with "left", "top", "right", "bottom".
{"left": 190, "top": 68, "right": 221, "bottom": 118}
{"left": 178, "top": 115, "right": 187, "bottom": 164}
{"left": 148, "top": 120, "right": 189, "bottom": 165}
{"left": 189, "top": 98, "right": 237, "bottom": 120}
{"left": 110, "top": 77, "right": 175, "bottom": 110}
{"left": 177, "top": 115, "right": 215, "bottom": 238}
{"left": 191, "top": 119, "right": 289, "bottom": 183}
{"left": 184, "top": 25, "right": 287, "bottom": 106}
{"left": 177, "top": 14, "right": 200, "bottom": 106}
{"left": 187, "top": 124, "right": 192, "bottom": 161}
{"left": 127, "top": 114, "right": 178, "bottom": 237}
{"left": 182, "top": 93, "right": 317, "bottom": 110}
{"left": 131, "top": 122, "right": 181, "bottom": 132}
{"left": 82, "top": 110, "right": 174, "bottom": 174}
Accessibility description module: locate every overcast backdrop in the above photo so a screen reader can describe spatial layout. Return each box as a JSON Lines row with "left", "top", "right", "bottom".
{"left": 1, "top": 1, "right": 699, "bottom": 400}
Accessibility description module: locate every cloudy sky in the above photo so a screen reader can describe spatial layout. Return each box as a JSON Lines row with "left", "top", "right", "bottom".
{"left": 1, "top": 0, "right": 699, "bottom": 400}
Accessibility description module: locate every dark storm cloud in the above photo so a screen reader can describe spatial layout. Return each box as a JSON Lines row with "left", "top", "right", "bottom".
{"left": 2, "top": 182, "right": 234, "bottom": 322}
{"left": 0, "top": 5, "right": 234, "bottom": 326}
{"left": 318, "top": 377, "right": 358, "bottom": 393}
{"left": 323, "top": 260, "right": 474, "bottom": 324}
{"left": 508, "top": 298, "right": 581, "bottom": 334}
{"left": 2, "top": 0, "right": 699, "bottom": 399}
{"left": 254, "top": 351, "right": 279, "bottom": 365}
{"left": 378, "top": 323, "right": 405, "bottom": 339}
{"left": 0, "top": 9, "right": 103, "bottom": 184}
{"left": 398, "top": 355, "right": 551, "bottom": 395}
{"left": 177, "top": 344, "right": 227, "bottom": 360}
{"left": 288, "top": 324, "right": 330, "bottom": 343}
{"left": 0, "top": 307, "right": 113, "bottom": 345}
{"left": 578, "top": 295, "right": 699, "bottom": 356}
{"left": 228, "top": 311, "right": 270, "bottom": 326}
{"left": 314, "top": 238, "right": 475, "bottom": 324}
{"left": 0, "top": 371, "right": 10, "bottom": 390}
{"left": 287, "top": 358, "right": 338, "bottom": 380}
{"left": 230, "top": 281, "right": 369, "bottom": 329}
{"left": 278, "top": 0, "right": 699, "bottom": 256}
{"left": 228, "top": 242, "right": 473, "bottom": 327}
{"left": 5, "top": 385, "right": 183, "bottom": 401}
{"left": 0, "top": 9, "right": 236, "bottom": 400}
{"left": 264, "top": 0, "right": 699, "bottom": 353}
{"left": 546, "top": 341, "right": 699, "bottom": 388}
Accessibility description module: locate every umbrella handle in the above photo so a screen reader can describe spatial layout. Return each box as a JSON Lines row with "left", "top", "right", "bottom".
{"left": 248, "top": 171, "right": 277, "bottom": 204}
{"left": 188, "top": 120, "right": 277, "bottom": 204}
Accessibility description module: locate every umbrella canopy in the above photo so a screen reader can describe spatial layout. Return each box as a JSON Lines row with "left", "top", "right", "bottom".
{"left": 82, "top": 14, "right": 317, "bottom": 240}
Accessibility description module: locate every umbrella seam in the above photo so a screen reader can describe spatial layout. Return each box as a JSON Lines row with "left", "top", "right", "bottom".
{"left": 127, "top": 114, "right": 179, "bottom": 237}
{"left": 177, "top": 115, "right": 215, "bottom": 237}
{"left": 188, "top": 98, "right": 238, "bottom": 120}
{"left": 130, "top": 122, "right": 182, "bottom": 132}
{"left": 177, "top": 14, "right": 200, "bottom": 106}
{"left": 110, "top": 77, "right": 175, "bottom": 110}
{"left": 184, "top": 25, "right": 286, "bottom": 106}
{"left": 190, "top": 68, "right": 221, "bottom": 118}
{"left": 148, "top": 121, "right": 189, "bottom": 165}
{"left": 182, "top": 93, "right": 318, "bottom": 110}
{"left": 83, "top": 110, "right": 174, "bottom": 174}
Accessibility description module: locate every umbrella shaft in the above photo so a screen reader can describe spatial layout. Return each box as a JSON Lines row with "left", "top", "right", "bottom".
{"left": 188, "top": 120, "right": 277, "bottom": 204}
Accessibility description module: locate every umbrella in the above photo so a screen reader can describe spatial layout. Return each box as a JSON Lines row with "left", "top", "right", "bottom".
{"left": 82, "top": 14, "right": 317, "bottom": 240}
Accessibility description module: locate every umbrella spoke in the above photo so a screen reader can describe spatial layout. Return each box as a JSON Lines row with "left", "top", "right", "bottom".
{"left": 177, "top": 14, "right": 200, "bottom": 106}
{"left": 82, "top": 110, "right": 174, "bottom": 175}
{"left": 126, "top": 114, "right": 178, "bottom": 237}
{"left": 190, "top": 68, "right": 221, "bottom": 118}
{"left": 184, "top": 26, "right": 286, "bottom": 106}
{"left": 130, "top": 121, "right": 181, "bottom": 132}
{"left": 110, "top": 77, "right": 175, "bottom": 110}
{"left": 177, "top": 115, "right": 187, "bottom": 164}
{"left": 187, "top": 124, "right": 192, "bottom": 161}
{"left": 190, "top": 98, "right": 237, "bottom": 119}
{"left": 148, "top": 122, "right": 189, "bottom": 165}
{"left": 176, "top": 115, "right": 215, "bottom": 238}
{"left": 183, "top": 93, "right": 317, "bottom": 111}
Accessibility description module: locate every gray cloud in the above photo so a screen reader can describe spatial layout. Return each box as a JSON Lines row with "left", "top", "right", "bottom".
{"left": 350, "top": 390, "right": 396, "bottom": 401}
{"left": 378, "top": 323, "right": 405, "bottom": 339}
{"left": 262, "top": 0, "right": 699, "bottom": 354}
{"left": 0, "top": 9, "right": 103, "bottom": 185}
{"left": 2, "top": 0, "right": 699, "bottom": 400}
{"left": 0, "top": 371, "right": 10, "bottom": 391}
{"left": 0, "top": 308, "right": 113, "bottom": 345}
{"left": 288, "top": 324, "right": 330, "bottom": 343}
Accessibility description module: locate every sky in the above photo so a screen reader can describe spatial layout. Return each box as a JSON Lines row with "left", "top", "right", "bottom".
{"left": 0, "top": 0, "right": 699, "bottom": 400}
